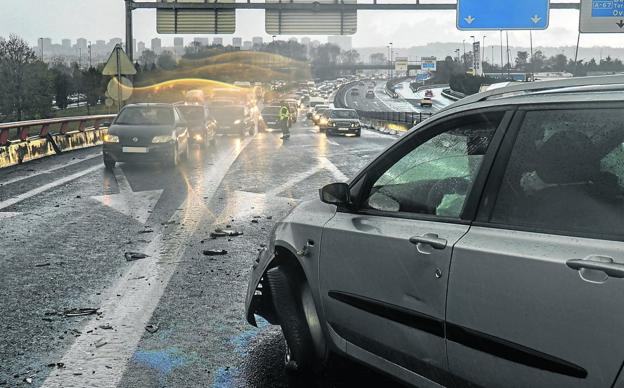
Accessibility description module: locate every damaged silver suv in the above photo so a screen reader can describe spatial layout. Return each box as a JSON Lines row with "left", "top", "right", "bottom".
{"left": 246, "top": 76, "right": 624, "bottom": 388}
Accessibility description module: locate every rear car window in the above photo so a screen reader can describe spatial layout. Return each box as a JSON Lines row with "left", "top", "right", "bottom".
{"left": 331, "top": 110, "right": 359, "bottom": 119}
{"left": 490, "top": 109, "right": 624, "bottom": 239}
{"left": 177, "top": 106, "right": 205, "bottom": 122}
{"left": 115, "top": 106, "right": 174, "bottom": 126}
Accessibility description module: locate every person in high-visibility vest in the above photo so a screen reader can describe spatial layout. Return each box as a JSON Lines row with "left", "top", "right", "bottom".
{"left": 279, "top": 102, "right": 291, "bottom": 140}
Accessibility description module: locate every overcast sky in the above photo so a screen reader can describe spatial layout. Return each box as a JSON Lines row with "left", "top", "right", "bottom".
{"left": 1, "top": 0, "right": 624, "bottom": 49}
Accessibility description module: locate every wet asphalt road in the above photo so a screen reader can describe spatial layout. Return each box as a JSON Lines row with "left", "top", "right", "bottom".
{"left": 0, "top": 117, "right": 407, "bottom": 387}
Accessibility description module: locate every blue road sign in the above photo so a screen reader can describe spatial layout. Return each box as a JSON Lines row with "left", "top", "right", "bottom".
{"left": 591, "top": 0, "right": 624, "bottom": 17}
{"left": 457, "top": 0, "right": 549, "bottom": 30}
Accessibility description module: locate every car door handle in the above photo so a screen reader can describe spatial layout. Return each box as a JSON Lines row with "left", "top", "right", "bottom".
{"left": 566, "top": 258, "right": 624, "bottom": 278}
{"left": 409, "top": 234, "right": 447, "bottom": 250}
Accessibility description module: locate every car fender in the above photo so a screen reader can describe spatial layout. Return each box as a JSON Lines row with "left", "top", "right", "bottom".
{"left": 245, "top": 200, "right": 337, "bottom": 327}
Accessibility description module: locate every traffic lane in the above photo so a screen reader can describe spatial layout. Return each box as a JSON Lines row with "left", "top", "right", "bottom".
{"left": 407, "top": 87, "right": 453, "bottom": 112}
{"left": 343, "top": 83, "right": 390, "bottom": 112}
{"left": 117, "top": 119, "right": 400, "bottom": 387}
{"left": 0, "top": 136, "right": 248, "bottom": 387}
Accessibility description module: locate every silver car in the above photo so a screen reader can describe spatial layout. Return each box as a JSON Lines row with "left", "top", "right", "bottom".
{"left": 246, "top": 76, "right": 624, "bottom": 388}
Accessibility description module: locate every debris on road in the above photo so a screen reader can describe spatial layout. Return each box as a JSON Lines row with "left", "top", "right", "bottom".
{"left": 251, "top": 219, "right": 259, "bottom": 224}
{"left": 34, "top": 262, "right": 51, "bottom": 268}
{"left": 138, "top": 229, "right": 153, "bottom": 234}
{"left": 99, "top": 324, "right": 113, "bottom": 330}
{"left": 95, "top": 338, "right": 107, "bottom": 348}
{"left": 63, "top": 308, "right": 98, "bottom": 317}
{"left": 210, "top": 228, "right": 243, "bottom": 238}
{"left": 202, "top": 249, "right": 228, "bottom": 256}
{"left": 266, "top": 216, "right": 273, "bottom": 220}
{"left": 145, "top": 323, "right": 159, "bottom": 333}
{"left": 23, "top": 377, "right": 33, "bottom": 384}
{"left": 124, "top": 252, "right": 149, "bottom": 261}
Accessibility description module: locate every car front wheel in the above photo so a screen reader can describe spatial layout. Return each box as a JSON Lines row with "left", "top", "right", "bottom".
{"left": 266, "top": 265, "right": 329, "bottom": 374}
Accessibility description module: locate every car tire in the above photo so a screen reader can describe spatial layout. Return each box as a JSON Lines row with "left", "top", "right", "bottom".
{"left": 354, "top": 131, "right": 361, "bottom": 137}
{"left": 169, "top": 144, "right": 179, "bottom": 168}
{"left": 266, "top": 266, "right": 328, "bottom": 374}
{"left": 181, "top": 141, "right": 190, "bottom": 162}
{"left": 103, "top": 156, "right": 116, "bottom": 170}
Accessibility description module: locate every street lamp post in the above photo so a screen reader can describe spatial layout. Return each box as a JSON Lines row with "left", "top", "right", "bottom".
{"left": 462, "top": 40, "right": 466, "bottom": 66}
{"left": 388, "top": 42, "right": 393, "bottom": 79}
{"left": 482, "top": 35, "right": 487, "bottom": 64}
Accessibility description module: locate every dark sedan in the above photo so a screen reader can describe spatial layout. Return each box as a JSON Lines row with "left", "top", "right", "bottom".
{"left": 102, "top": 103, "right": 190, "bottom": 169}
{"left": 325, "top": 108, "right": 361, "bottom": 137}
{"left": 260, "top": 106, "right": 284, "bottom": 131}
{"left": 212, "top": 105, "right": 254, "bottom": 137}
{"left": 175, "top": 103, "right": 217, "bottom": 148}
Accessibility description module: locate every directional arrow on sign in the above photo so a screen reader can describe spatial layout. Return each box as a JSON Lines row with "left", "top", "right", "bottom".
{"left": 457, "top": 0, "right": 549, "bottom": 30}
{"left": 531, "top": 15, "right": 542, "bottom": 24}
{"left": 91, "top": 168, "right": 163, "bottom": 224}
{"left": 464, "top": 15, "right": 475, "bottom": 24}
{"left": 617, "top": 20, "right": 624, "bottom": 28}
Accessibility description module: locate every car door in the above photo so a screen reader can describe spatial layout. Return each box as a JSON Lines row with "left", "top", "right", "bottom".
{"left": 319, "top": 110, "right": 510, "bottom": 386}
{"left": 447, "top": 104, "right": 624, "bottom": 388}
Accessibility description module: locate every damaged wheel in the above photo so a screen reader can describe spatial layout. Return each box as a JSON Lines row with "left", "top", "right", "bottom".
{"left": 266, "top": 265, "right": 328, "bottom": 374}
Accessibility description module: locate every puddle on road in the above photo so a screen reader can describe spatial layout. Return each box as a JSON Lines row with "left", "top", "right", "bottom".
{"left": 132, "top": 347, "right": 195, "bottom": 380}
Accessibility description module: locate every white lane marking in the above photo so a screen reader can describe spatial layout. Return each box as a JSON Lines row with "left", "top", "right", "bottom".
{"left": 326, "top": 138, "right": 340, "bottom": 146}
{"left": 265, "top": 156, "right": 348, "bottom": 197}
{"left": 0, "top": 153, "right": 100, "bottom": 186}
{"left": 0, "top": 165, "right": 101, "bottom": 211}
{"left": 319, "top": 156, "right": 349, "bottom": 182}
{"left": 42, "top": 137, "right": 253, "bottom": 388}
{"left": 90, "top": 168, "right": 163, "bottom": 225}
{"left": 0, "top": 211, "right": 20, "bottom": 219}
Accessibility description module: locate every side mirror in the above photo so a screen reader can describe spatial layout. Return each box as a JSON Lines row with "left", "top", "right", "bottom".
{"left": 320, "top": 183, "right": 351, "bottom": 206}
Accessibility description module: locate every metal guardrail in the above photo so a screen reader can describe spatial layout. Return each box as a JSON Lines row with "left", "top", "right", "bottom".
{"left": 0, "top": 114, "right": 117, "bottom": 168}
{"left": 355, "top": 110, "right": 433, "bottom": 125}
{"left": 0, "top": 115, "right": 117, "bottom": 146}
{"left": 334, "top": 81, "right": 434, "bottom": 128}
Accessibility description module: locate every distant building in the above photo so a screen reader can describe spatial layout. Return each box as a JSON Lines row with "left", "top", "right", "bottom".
{"left": 252, "top": 36, "right": 263, "bottom": 46}
{"left": 174, "top": 37, "right": 184, "bottom": 48}
{"left": 137, "top": 41, "right": 146, "bottom": 55}
{"left": 213, "top": 37, "right": 223, "bottom": 46}
{"left": 61, "top": 39, "right": 71, "bottom": 50}
{"left": 289, "top": 37, "right": 298, "bottom": 43}
{"left": 311, "top": 40, "right": 321, "bottom": 48}
{"left": 243, "top": 41, "right": 253, "bottom": 50}
{"left": 328, "top": 35, "right": 352, "bottom": 51}
{"left": 232, "top": 37, "right": 242, "bottom": 48}
{"left": 301, "top": 37, "right": 311, "bottom": 46}
{"left": 194, "top": 37, "right": 209, "bottom": 46}
{"left": 151, "top": 38, "right": 162, "bottom": 53}
{"left": 76, "top": 38, "right": 88, "bottom": 51}
{"left": 110, "top": 38, "right": 123, "bottom": 49}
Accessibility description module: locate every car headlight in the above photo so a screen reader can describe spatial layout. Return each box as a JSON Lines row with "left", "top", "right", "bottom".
{"left": 234, "top": 119, "right": 242, "bottom": 125}
{"left": 313, "top": 114, "right": 320, "bottom": 120}
{"left": 103, "top": 134, "right": 119, "bottom": 143}
{"left": 152, "top": 135, "right": 173, "bottom": 143}
{"left": 258, "top": 115, "right": 263, "bottom": 121}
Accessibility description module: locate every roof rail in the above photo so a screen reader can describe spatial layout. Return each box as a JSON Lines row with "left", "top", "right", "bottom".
{"left": 440, "top": 74, "right": 624, "bottom": 112}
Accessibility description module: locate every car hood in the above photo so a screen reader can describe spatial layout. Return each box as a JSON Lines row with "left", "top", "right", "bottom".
{"left": 108, "top": 124, "right": 175, "bottom": 137}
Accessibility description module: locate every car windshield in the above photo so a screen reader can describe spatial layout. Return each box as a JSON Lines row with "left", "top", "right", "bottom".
{"left": 212, "top": 105, "right": 244, "bottom": 120}
{"left": 331, "top": 110, "right": 358, "bottom": 119}
{"left": 115, "top": 106, "right": 174, "bottom": 125}
{"left": 177, "top": 106, "right": 205, "bottom": 123}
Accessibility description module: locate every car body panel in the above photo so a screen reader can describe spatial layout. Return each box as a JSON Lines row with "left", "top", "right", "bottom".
{"left": 447, "top": 227, "right": 624, "bottom": 388}
{"left": 320, "top": 212, "right": 470, "bottom": 385}
{"left": 245, "top": 200, "right": 337, "bottom": 326}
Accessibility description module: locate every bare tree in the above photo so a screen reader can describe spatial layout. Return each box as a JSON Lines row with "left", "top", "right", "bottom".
{"left": 0, "top": 34, "right": 52, "bottom": 121}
